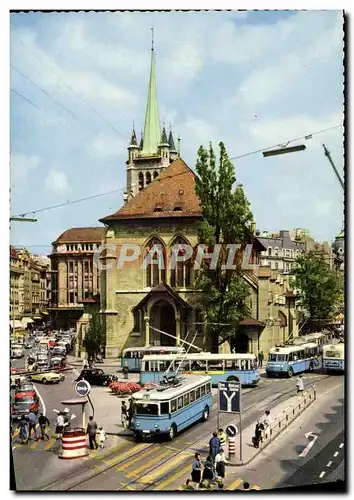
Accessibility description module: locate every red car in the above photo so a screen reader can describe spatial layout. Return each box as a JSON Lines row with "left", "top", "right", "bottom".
{"left": 11, "top": 390, "right": 40, "bottom": 421}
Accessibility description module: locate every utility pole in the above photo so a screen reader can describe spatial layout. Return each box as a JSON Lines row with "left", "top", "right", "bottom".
{"left": 322, "top": 144, "right": 344, "bottom": 191}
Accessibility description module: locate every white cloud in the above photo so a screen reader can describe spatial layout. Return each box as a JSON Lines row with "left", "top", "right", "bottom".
{"left": 45, "top": 170, "right": 70, "bottom": 195}
{"left": 10, "top": 154, "right": 40, "bottom": 188}
{"left": 91, "top": 133, "right": 126, "bottom": 157}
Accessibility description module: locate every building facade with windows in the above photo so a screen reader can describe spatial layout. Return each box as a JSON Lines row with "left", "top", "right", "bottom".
{"left": 257, "top": 230, "right": 306, "bottom": 274}
{"left": 48, "top": 227, "right": 106, "bottom": 329}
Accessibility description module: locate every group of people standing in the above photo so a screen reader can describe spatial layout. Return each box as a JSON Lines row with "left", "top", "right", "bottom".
{"left": 187, "top": 428, "right": 228, "bottom": 489}
{"left": 15, "top": 412, "right": 51, "bottom": 444}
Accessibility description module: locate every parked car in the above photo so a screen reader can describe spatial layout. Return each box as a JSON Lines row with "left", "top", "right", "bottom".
{"left": 30, "top": 371, "right": 65, "bottom": 384}
{"left": 11, "top": 345, "right": 25, "bottom": 359}
{"left": 11, "top": 390, "right": 39, "bottom": 420}
{"left": 52, "top": 346, "right": 67, "bottom": 358}
{"left": 75, "top": 368, "right": 118, "bottom": 386}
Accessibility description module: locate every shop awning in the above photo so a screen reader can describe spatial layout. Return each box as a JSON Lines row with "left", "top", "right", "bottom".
{"left": 21, "top": 317, "right": 34, "bottom": 327}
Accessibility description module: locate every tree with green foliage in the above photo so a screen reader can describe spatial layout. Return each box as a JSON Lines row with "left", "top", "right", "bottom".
{"left": 194, "top": 142, "right": 254, "bottom": 352}
{"left": 83, "top": 311, "right": 104, "bottom": 361}
{"left": 290, "top": 251, "right": 341, "bottom": 321}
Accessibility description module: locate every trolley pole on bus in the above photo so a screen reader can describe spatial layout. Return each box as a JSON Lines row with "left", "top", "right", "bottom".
{"left": 218, "top": 379, "right": 242, "bottom": 464}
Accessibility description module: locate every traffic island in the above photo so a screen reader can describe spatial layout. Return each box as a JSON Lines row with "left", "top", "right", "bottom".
{"left": 226, "top": 386, "right": 317, "bottom": 466}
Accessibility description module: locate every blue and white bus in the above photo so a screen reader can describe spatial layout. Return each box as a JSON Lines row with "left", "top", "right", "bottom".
{"left": 139, "top": 353, "right": 259, "bottom": 387}
{"left": 266, "top": 342, "right": 321, "bottom": 378}
{"left": 130, "top": 375, "right": 213, "bottom": 441}
{"left": 292, "top": 331, "right": 334, "bottom": 350}
{"left": 121, "top": 346, "right": 186, "bottom": 372}
{"left": 323, "top": 342, "right": 345, "bottom": 373}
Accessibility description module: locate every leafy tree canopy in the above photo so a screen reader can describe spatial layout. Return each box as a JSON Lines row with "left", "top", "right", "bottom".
{"left": 194, "top": 142, "right": 254, "bottom": 351}
{"left": 290, "top": 251, "right": 342, "bottom": 321}
{"left": 83, "top": 311, "right": 104, "bottom": 360}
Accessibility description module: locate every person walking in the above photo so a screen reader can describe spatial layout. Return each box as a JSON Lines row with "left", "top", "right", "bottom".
{"left": 263, "top": 410, "right": 272, "bottom": 429}
{"left": 296, "top": 374, "right": 304, "bottom": 396}
{"left": 98, "top": 426, "right": 107, "bottom": 448}
{"left": 252, "top": 421, "right": 264, "bottom": 448}
{"left": 38, "top": 413, "right": 50, "bottom": 440}
{"left": 215, "top": 448, "right": 227, "bottom": 485}
{"left": 55, "top": 412, "right": 65, "bottom": 440}
{"left": 209, "top": 431, "right": 221, "bottom": 461}
{"left": 123, "top": 363, "right": 129, "bottom": 380}
{"left": 259, "top": 351, "right": 264, "bottom": 368}
{"left": 86, "top": 416, "right": 98, "bottom": 450}
{"left": 82, "top": 357, "right": 89, "bottom": 370}
{"left": 190, "top": 452, "right": 202, "bottom": 488}
{"left": 18, "top": 415, "right": 28, "bottom": 444}
{"left": 121, "top": 401, "right": 128, "bottom": 428}
{"left": 127, "top": 398, "right": 133, "bottom": 428}
{"left": 28, "top": 410, "right": 39, "bottom": 441}
{"left": 218, "top": 428, "right": 227, "bottom": 448}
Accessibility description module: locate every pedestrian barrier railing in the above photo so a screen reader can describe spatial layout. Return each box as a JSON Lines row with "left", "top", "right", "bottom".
{"left": 260, "top": 386, "right": 316, "bottom": 448}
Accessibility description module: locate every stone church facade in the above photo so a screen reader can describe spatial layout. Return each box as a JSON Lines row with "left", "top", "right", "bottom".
{"left": 97, "top": 43, "right": 299, "bottom": 359}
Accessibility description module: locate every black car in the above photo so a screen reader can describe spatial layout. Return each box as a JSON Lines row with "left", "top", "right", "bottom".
{"left": 75, "top": 368, "right": 118, "bottom": 386}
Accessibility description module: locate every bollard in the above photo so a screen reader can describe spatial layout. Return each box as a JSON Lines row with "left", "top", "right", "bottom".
{"left": 286, "top": 413, "right": 288, "bottom": 423}
{"left": 59, "top": 427, "right": 88, "bottom": 459}
{"left": 228, "top": 437, "right": 236, "bottom": 460}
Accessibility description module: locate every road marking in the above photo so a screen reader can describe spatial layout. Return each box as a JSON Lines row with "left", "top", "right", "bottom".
{"left": 126, "top": 451, "right": 171, "bottom": 479}
{"left": 12, "top": 429, "right": 19, "bottom": 439}
{"left": 29, "top": 439, "right": 41, "bottom": 450}
{"left": 339, "top": 443, "right": 344, "bottom": 449}
{"left": 154, "top": 463, "right": 191, "bottom": 490}
{"left": 226, "top": 478, "right": 244, "bottom": 490}
{"left": 119, "top": 445, "right": 158, "bottom": 471}
{"left": 319, "top": 471, "right": 326, "bottom": 478}
{"left": 44, "top": 438, "right": 57, "bottom": 451}
{"left": 33, "top": 384, "right": 46, "bottom": 416}
{"left": 333, "top": 451, "right": 339, "bottom": 457}
{"left": 140, "top": 451, "right": 191, "bottom": 483}
{"left": 251, "top": 486, "right": 262, "bottom": 490}
{"left": 299, "top": 433, "right": 318, "bottom": 457}
{"left": 327, "top": 461, "right": 332, "bottom": 467}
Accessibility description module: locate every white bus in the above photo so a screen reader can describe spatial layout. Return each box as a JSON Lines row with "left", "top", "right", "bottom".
{"left": 121, "top": 346, "right": 186, "bottom": 372}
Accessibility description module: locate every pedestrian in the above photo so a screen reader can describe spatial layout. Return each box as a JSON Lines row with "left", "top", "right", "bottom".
{"left": 82, "top": 357, "right": 88, "bottom": 370}
{"left": 86, "top": 416, "right": 98, "bottom": 450}
{"left": 209, "top": 431, "right": 221, "bottom": 461}
{"left": 252, "top": 421, "right": 264, "bottom": 448}
{"left": 190, "top": 452, "right": 202, "bottom": 488}
{"left": 258, "top": 352, "right": 262, "bottom": 368}
{"left": 218, "top": 428, "right": 227, "bottom": 447}
{"left": 28, "top": 410, "right": 39, "bottom": 441}
{"left": 98, "top": 426, "right": 107, "bottom": 448}
{"left": 202, "top": 455, "right": 215, "bottom": 482}
{"left": 55, "top": 412, "right": 65, "bottom": 440}
{"left": 296, "top": 374, "right": 304, "bottom": 396}
{"left": 263, "top": 410, "right": 272, "bottom": 429}
{"left": 123, "top": 363, "right": 129, "bottom": 380}
{"left": 38, "top": 413, "right": 50, "bottom": 440}
{"left": 121, "top": 401, "right": 128, "bottom": 428}
{"left": 215, "top": 448, "right": 227, "bottom": 484}
{"left": 127, "top": 398, "right": 133, "bottom": 428}
{"left": 18, "top": 415, "right": 28, "bottom": 444}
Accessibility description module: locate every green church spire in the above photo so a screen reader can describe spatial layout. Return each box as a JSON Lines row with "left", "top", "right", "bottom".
{"left": 141, "top": 29, "right": 161, "bottom": 156}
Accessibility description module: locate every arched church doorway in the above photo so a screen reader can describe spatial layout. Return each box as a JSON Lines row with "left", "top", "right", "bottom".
{"left": 232, "top": 333, "right": 249, "bottom": 353}
{"left": 150, "top": 300, "right": 176, "bottom": 346}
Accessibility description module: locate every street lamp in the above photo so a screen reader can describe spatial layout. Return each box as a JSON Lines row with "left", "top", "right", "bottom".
{"left": 262, "top": 145, "right": 306, "bottom": 157}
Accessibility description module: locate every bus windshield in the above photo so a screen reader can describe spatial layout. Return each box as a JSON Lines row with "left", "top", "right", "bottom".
{"left": 135, "top": 403, "right": 159, "bottom": 416}
{"left": 269, "top": 354, "right": 287, "bottom": 362}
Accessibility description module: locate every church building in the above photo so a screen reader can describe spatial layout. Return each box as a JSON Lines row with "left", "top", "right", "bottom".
{"left": 97, "top": 41, "right": 299, "bottom": 359}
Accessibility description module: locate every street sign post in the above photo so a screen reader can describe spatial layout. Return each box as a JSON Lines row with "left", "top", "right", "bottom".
{"left": 217, "top": 380, "right": 243, "bottom": 463}
{"left": 75, "top": 380, "right": 91, "bottom": 398}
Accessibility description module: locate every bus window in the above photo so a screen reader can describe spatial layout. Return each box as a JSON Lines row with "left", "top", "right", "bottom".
{"left": 183, "top": 394, "right": 189, "bottom": 406}
{"left": 240, "top": 360, "right": 249, "bottom": 370}
{"left": 159, "top": 361, "right": 170, "bottom": 371}
{"left": 124, "top": 351, "right": 131, "bottom": 358}
{"left": 269, "top": 354, "right": 277, "bottom": 361}
{"left": 191, "top": 360, "right": 207, "bottom": 371}
{"left": 225, "top": 360, "right": 238, "bottom": 370}
{"left": 206, "top": 383, "right": 211, "bottom": 393}
{"left": 276, "top": 354, "right": 287, "bottom": 362}
{"left": 208, "top": 360, "right": 223, "bottom": 371}
{"left": 171, "top": 399, "right": 177, "bottom": 413}
{"left": 177, "top": 397, "right": 183, "bottom": 410}
{"left": 200, "top": 385, "right": 206, "bottom": 397}
{"left": 135, "top": 403, "right": 159, "bottom": 416}
{"left": 179, "top": 360, "right": 190, "bottom": 371}
{"left": 190, "top": 390, "right": 196, "bottom": 403}
{"left": 196, "top": 387, "right": 201, "bottom": 399}
{"left": 160, "top": 402, "right": 169, "bottom": 415}
{"left": 288, "top": 353, "right": 293, "bottom": 362}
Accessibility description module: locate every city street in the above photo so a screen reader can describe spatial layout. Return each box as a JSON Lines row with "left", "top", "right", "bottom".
{"left": 11, "top": 362, "right": 344, "bottom": 491}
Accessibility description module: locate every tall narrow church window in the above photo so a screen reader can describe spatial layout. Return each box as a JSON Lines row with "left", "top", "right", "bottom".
{"left": 153, "top": 171, "right": 158, "bottom": 179}
{"left": 170, "top": 237, "right": 192, "bottom": 288}
{"left": 145, "top": 238, "right": 166, "bottom": 287}
{"left": 146, "top": 172, "right": 152, "bottom": 185}
{"left": 138, "top": 173, "right": 144, "bottom": 191}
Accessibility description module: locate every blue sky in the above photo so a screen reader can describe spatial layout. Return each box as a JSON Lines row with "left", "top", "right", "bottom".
{"left": 10, "top": 10, "right": 344, "bottom": 254}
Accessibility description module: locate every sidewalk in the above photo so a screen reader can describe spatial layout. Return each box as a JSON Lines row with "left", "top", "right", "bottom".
{"left": 226, "top": 385, "right": 317, "bottom": 466}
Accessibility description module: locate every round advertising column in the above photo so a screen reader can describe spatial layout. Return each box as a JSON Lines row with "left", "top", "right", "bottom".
{"left": 59, "top": 427, "right": 88, "bottom": 459}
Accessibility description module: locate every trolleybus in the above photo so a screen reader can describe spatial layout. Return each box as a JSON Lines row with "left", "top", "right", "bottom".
{"left": 266, "top": 342, "right": 321, "bottom": 378}
{"left": 322, "top": 342, "right": 345, "bottom": 373}
{"left": 130, "top": 375, "right": 212, "bottom": 441}
{"left": 121, "top": 346, "right": 186, "bottom": 372}
{"left": 139, "top": 352, "right": 259, "bottom": 386}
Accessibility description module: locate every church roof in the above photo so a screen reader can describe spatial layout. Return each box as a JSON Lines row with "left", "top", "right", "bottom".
{"left": 168, "top": 130, "right": 177, "bottom": 152}
{"left": 53, "top": 227, "right": 106, "bottom": 243}
{"left": 100, "top": 158, "right": 202, "bottom": 222}
{"left": 141, "top": 48, "right": 161, "bottom": 155}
